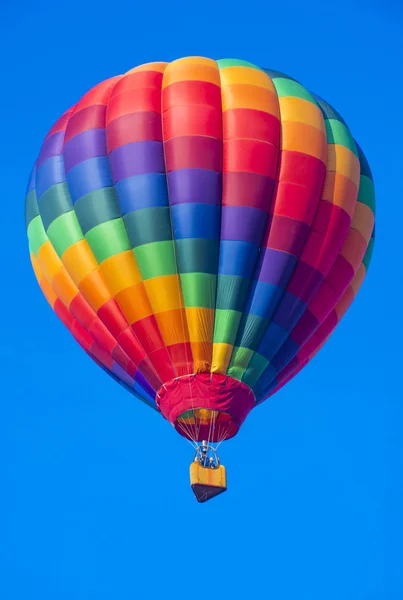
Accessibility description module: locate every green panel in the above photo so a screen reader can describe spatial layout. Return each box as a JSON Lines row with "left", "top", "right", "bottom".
{"left": 180, "top": 273, "right": 217, "bottom": 308}
{"left": 134, "top": 241, "right": 177, "bottom": 279}
{"left": 74, "top": 187, "right": 121, "bottom": 235}
{"left": 27, "top": 215, "right": 48, "bottom": 256}
{"left": 216, "top": 275, "right": 251, "bottom": 311}
{"left": 273, "top": 78, "right": 314, "bottom": 103}
{"left": 85, "top": 218, "right": 130, "bottom": 263}
{"left": 325, "top": 120, "right": 358, "bottom": 156}
{"left": 242, "top": 352, "right": 270, "bottom": 388}
{"left": 357, "top": 175, "right": 376, "bottom": 214}
{"left": 228, "top": 346, "right": 255, "bottom": 375}
{"left": 25, "top": 190, "right": 39, "bottom": 229}
{"left": 124, "top": 207, "right": 172, "bottom": 247}
{"left": 175, "top": 239, "right": 219, "bottom": 274}
{"left": 39, "top": 183, "right": 73, "bottom": 231}
{"left": 213, "top": 309, "right": 242, "bottom": 345}
{"left": 217, "top": 58, "right": 264, "bottom": 71}
{"left": 47, "top": 210, "right": 84, "bottom": 257}
{"left": 362, "top": 237, "right": 374, "bottom": 271}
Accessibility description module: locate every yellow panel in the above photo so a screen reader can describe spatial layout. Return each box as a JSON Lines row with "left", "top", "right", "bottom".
{"left": 192, "top": 342, "right": 213, "bottom": 373}
{"left": 39, "top": 276, "right": 58, "bottom": 308}
{"left": 37, "top": 241, "right": 63, "bottom": 282}
{"left": 155, "top": 309, "right": 190, "bottom": 345}
{"left": 222, "top": 84, "right": 279, "bottom": 116}
{"left": 219, "top": 66, "right": 274, "bottom": 91}
{"left": 185, "top": 307, "right": 214, "bottom": 342}
{"left": 145, "top": 275, "right": 184, "bottom": 313}
{"left": 100, "top": 250, "right": 141, "bottom": 296}
{"left": 62, "top": 240, "right": 98, "bottom": 285}
{"left": 115, "top": 282, "right": 153, "bottom": 323}
{"left": 281, "top": 121, "right": 327, "bottom": 161}
{"left": 351, "top": 202, "right": 375, "bottom": 244}
{"left": 52, "top": 269, "right": 79, "bottom": 308}
{"left": 125, "top": 62, "right": 168, "bottom": 75}
{"left": 326, "top": 144, "right": 361, "bottom": 188}
{"left": 211, "top": 343, "right": 233, "bottom": 374}
{"left": 78, "top": 269, "right": 112, "bottom": 312}
{"left": 162, "top": 61, "right": 220, "bottom": 88}
{"left": 190, "top": 462, "right": 227, "bottom": 488}
{"left": 279, "top": 96, "right": 325, "bottom": 133}
{"left": 30, "top": 252, "right": 43, "bottom": 283}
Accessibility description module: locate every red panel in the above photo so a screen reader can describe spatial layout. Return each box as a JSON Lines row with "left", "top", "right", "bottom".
{"left": 222, "top": 172, "right": 275, "bottom": 209}
{"left": 106, "top": 88, "right": 161, "bottom": 124}
{"left": 326, "top": 255, "right": 355, "bottom": 297}
{"left": 70, "top": 294, "right": 97, "bottom": 329}
{"left": 131, "top": 315, "right": 165, "bottom": 355}
{"left": 147, "top": 346, "right": 176, "bottom": 382}
{"left": 290, "top": 310, "right": 319, "bottom": 347}
{"left": 45, "top": 107, "right": 75, "bottom": 139}
{"left": 163, "top": 105, "right": 222, "bottom": 140}
{"left": 54, "top": 298, "right": 75, "bottom": 330}
{"left": 166, "top": 342, "right": 193, "bottom": 376}
{"left": 75, "top": 77, "right": 120, "bottom": 110}
{"left": 111, "top": 70, "right": 164, "bottom": 97}
{"left": 223, "top": 108, "right": 280, "bottom": 145}
{"left": 308, "top": 282, "right": 339, "bottom": 322}
{"left": 223, "top": 138, "right": 278, "bottom": 178}
{"left": 70, "top": 321, "right": 94, "bottom": 353}
{"left": 90, "top": 343, "right": 115, "bottom": 370}
{"left": 64, "top": 105, "right": 107, "bottom": 143}
{"left": 273, "top": 181, "right": 318, "bottom": 224}
{"left": 266, "top": 215, "right": 310, "bottom": 256}
{"left": 286, "top": 261, "right": 323, "bottom": 303}
{"left": 97, "top": 298, "right": 130, "bottom": 339}
{"left": 164, "top": 136, "right": 222, "bottom": 172}
{"left": 117, "top": 328, "right": 148, "bottom": 366}
{"left": 136, "top": 358, "right": 162, "bottom": 391}
{"left": 279, "top": 150, "right": 326, "bottom": 191}
{"left": 107, "top": 112, "right": 162, "bottom": 151}
{"left": 88, "top": 319, "right": 117, "bottom": 355}
{"left": 162, "top": 81, "right": 221, "bottom": 111}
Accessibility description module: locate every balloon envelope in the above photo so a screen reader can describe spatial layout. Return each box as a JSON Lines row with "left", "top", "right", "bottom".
{"left": 26, "top": 57, "right": 375, "bottom": 442}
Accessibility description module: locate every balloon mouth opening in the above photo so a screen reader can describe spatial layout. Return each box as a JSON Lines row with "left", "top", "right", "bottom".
{"left": 156, "top": 373, "right": 255, "bottom": 443}
{"left": 176, "top": 408, "right": 238, "bottom": 442}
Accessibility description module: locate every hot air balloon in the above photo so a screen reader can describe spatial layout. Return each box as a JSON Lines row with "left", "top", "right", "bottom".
{"left": 25, "top": 57, "right": 375, "bottom": 502}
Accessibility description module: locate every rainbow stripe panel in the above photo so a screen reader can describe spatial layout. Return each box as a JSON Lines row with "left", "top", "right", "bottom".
{"left": 25, "top": 57, "right": 375, "bottom": 410}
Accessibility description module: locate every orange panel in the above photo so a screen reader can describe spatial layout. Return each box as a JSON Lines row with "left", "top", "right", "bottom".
{"left": 163, "top": 62, "right": 220, "bottom": 88}
{"left": 219, "top": 66, "right": 274, "bottom": 91}
{"left": 125, "top": 62, "right": 168, "bottom": 75}
{"left": 222, "top": 84, "right": 278, "bottom": 115}
{"left": 322, "top": 171, "right": 358, "bottom": 217}
{"left": 281, "top": 121, "right": 327, "bottom": 161}
{"left": 350, "top": 263, "right": 367, "bottom": 296}
{"left": 339, "top": 229, "right": 368, "bottom": 271}
{"left": 78, "top": 269, "right": 112, "bottom": 312}
{"left": 351, "top": 202, "right": 375, "bottom": 244}
{"left": 52, "top": 269, "right": 79, "bottom": 308}
{"left": 154, "top": 309, "right": 190, "bottom": 345}
{"left": 115, "top": 282, "right": 153, "bottom": 323}
{"left": 145, "top": 275, "right": 184, "bottom": 313}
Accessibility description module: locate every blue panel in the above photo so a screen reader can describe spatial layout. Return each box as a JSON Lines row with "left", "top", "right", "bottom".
{"left": 271, "top": 337, "right": 300, "bottom": 372}
{"left": 218, "top": 240, "right": 259, "bottom": 277}
{"left": 253, "top": 363, "right": 278, "bottom": 395}
{"left": 115, "top": 173, "right": 169, "bottom": 215}
{"left": 36, "top": 155, "right": 66, "bottom": 199}
{"left": 171, "top": 203, "right": 220, "bottom": 240}
{"left": 67, "top": 156, "right": 113, "bottom": 203}
{"left": 246, "top": 280, "right": 284, "bottom": 319}
{"left": 257, "top": 322, "right": 289, "bottom": 360}
{"left": 273, "top": 292, "right": 307, "bottom": 332}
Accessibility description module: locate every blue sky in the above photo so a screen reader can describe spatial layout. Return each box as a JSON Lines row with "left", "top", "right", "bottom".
{"left": 1, "top": 0, "right": 403, "bottom": 598}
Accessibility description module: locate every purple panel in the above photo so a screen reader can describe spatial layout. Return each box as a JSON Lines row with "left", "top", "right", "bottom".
{"left": 287, "top": 261, "right": 324, "bottom": 304}
{"left": 37, "top": 131, "right": 65, "bottom": 168}
{"left": 64, "top": 129, "right": 108, "bottom": 172}
{"left": 256, "top": 248, "right": 297, "bottom": 287}
{"left": 134, "top": 370, "right": 156, "bottom": 397}
{"left": 112, "top": 362, "right": 134, "bottom": 388}
{"left": 167, "top": 169, "right": 222, "bottom": 205}
{"left": 272, "top": 292, "right": 306, "bottom": 331}
{"left": 109, "top": 141, "right": 165, "bottom": 183}
{"left": 290, "top": 310, "right": 319, "bottom": 347}
{"left": 221, "top": 206, "right": 268, "bottom": 243}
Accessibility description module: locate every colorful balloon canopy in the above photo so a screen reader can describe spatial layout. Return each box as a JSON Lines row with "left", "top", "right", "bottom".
{"left": 26, "top": 57, "right": 375, "bottom": 443}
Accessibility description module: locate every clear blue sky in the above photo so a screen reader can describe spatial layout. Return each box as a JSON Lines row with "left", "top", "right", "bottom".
{"left": 1, "top": 0, "right": 402, "bottom": 598}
